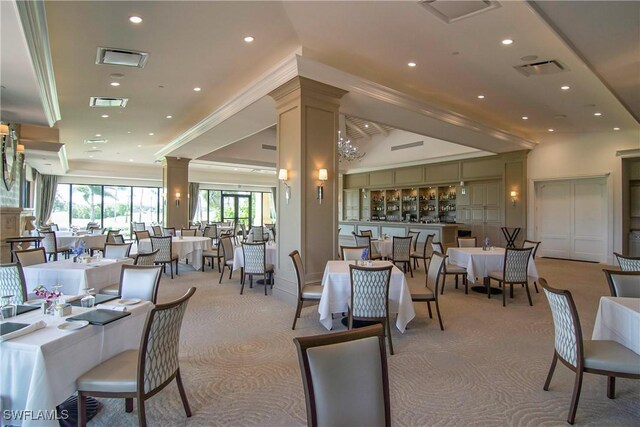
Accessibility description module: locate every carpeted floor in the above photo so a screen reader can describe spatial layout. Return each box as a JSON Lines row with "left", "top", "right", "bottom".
{"left": 90, "top": 257, "right": 639, "bottom": 426}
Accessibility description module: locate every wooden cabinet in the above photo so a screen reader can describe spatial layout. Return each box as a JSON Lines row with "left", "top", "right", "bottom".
{"left": 459, "top": 181, "right": 502, "bottom": 243}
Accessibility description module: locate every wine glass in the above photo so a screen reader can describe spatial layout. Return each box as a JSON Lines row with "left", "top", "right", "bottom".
{"left": 80, "top": 287, "right": 95, "bottom": 308}
{"left": 0, "top": 295, "right": 16, "bottom": 322}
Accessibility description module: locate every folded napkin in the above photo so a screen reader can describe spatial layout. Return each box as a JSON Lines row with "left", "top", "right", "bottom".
{"left": 103, "top": 306, "right": 127, "bottom": 312}
{"left": 0, "top": 320, "right": 47, "bottom": 342}
{"left": 63, "top": 294, "right": 83, "bottom": 303}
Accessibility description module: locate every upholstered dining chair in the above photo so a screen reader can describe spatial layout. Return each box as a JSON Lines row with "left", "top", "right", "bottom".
{"left": 431, "top": 242, "right": 468, "bottom": 294}
{"left": 102, "top": 263, "right": 161, "bottom": 300}
{"left": 77, "top": 287, "right": 196, "bottom": 427}
{"left": 340, "top": 246, "right": 369, "bottom": 261}
{"left": 135, "top": 230, "right": 151, "bottom": 243}
{"left": 90, "top": 227, "right": 106, "bottom": 235}
{"left": 389, "top": 236, "right": 413, "bottom": 277}
{"left": 250, "top": 226, "right": 265, "bottom": 242}
{"left": 354, "top": 235, "right": 383, "bottom": 260}
{"left": 162, "top": 227, "right": 176, "bottom": 237}
{"left": 180, "top": 228, "right": 197, "bottom": 237}
{"left": 15, "top": 247, "right": 47, "bottom": 266}
{"left": 201, "top": 240, "right": 220, "bottom": 272}
{"left": 132, "top": 222, "right": 146, "bottom": 232}
{"left": 49, "top": 223, "right": 59, "bottom": 231}
{"left": 241, "top": 242, "right": 274, "bottom": 295}
{"left": 0, "top": 264, "right": 28, "bottom": 305}
{"left": 151, "top": 225, "right": 162, "bottom": 237}
{"left": 218, "top": 235, "right": 235, "bottom": 284}
{"left": 90, "top": 229, "right": 120, "bottom": 255}
{"left": 112, "top": 234, "right": 126, "bottom": 244}
{"left": 349, "top": 264, "right": 394, "bottom": 355}
{"left": 603, "top": 269, "right": 640, "bottom": 298}
{"left": 40, "top": 231, "right": 70, "bottom": 261}
{"left": 150, "top": 236, "right": 179, "bottom": 279}
{"left": 293, "top": 324, "right": 391, "bottom": 427}
{"left": 410, "top": 252, "right": 446, "bottom": 331}
{"left": 488, "top": 247, "right": 534, "bottom": 306}
{"left": 457, "top": 237, "right": 477, "bottom": 248}
{"left": 407, "top": 230, "right": 420, "bottom": 257}
{"left": 411, "top": 233, "right": 434, "bottom": 271}
{"left": 522, "top": 240, "right": 541, "bottom": 292}
{"left": 203, "top": 225, "right": 218, "bottom": 245}
{"left": 135, "top": 250, "right": 159, "bottom": 266}
{"left": 103, "top": 243, "right": 132, "bottom": 259}
{"left": 613, "top": 252, "right": 640, "bottom": 272}
{"left": 359, "top": 230, "right": 373, "bottom": 238}
{"left": 289, "top": 250, "right": 323, "bottom": 330}
{"left": 540, "top": 279, "right": 640, "bottom": 425}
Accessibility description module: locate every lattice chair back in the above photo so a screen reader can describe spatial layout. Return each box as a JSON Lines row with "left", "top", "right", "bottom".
{"left": 349, "top": 265, "right": 392, "bottom": 319}
{"left": 0, "top": 264, "right": 27, "bottom": 305}
{"left": 541, "top": 279, "right": 581, "bottom": 368}
{"left": 135, "top": 250, "right": 159, "bottom": 266}
{"left": 135, "top": 230, "right": 151, "bottom": 242}
{"left": 40, "top": 231, "right": 58, "bottom": 254}
{"left": 151, "top": 226, "right": 162, "bottom": 236}
{"left": 220, "top": 236, "right": 234, "bottom": 263}
{"left": 106, "top": 230, "right": 120, "bottom": 244}
{"left": 140, "top": 287, "right": 196, "bottom": 395}
{"left": 150, "top": 236, "right": 173, "bottom": 263}
{"left": 457, "top": 237, "right": 476, "bottom": 248}
{"left": 503, "top": 247, "right": 533, "bottom": 282}
{"left": 251, "top": 226, "right": 264, "bottom": 242}
{"left": 243, "top": 243, "right": 266, "bottom": 274}
{"left": 90, "top": 227, "right": 105, "bottom": 235}
{"left": 392, "top": 236, "right": 412, "bottom": 262}
{"left": 614, "top": 252, "right": 640, "bottom": 272}
{"left": 133, "top": 222, "right": 146, "bottom": 232}
{"left": 354, "top": 235, "right": 372, "bottom": 258}
{"left": 49, "top": 223, "right": 59, "bottom": 231}
{"left": 427, "top": 252, "right": 446, "bottom": 293}
{"left": 431, "top": 241, "right": 444, "bottom": 254}
{"left": 112, "top": 234, "right": 125, "bottom": 244}
{"left": 522, "top": 240, "right": 541, "bottom": 258}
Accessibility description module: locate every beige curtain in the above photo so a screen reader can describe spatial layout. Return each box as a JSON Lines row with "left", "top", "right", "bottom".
{"left": 35, "top": 172, "right": 58, "bottom": 226}
{"left": 188, "top": 182, "right": 200, "bottom": 222}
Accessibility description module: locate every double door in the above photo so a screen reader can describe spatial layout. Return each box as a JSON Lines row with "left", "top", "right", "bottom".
{"left": 458, "top": 181, "right": 502, "bottom": 244}
{"left": 222, "top": 194, "right": 251, "bottom": 229}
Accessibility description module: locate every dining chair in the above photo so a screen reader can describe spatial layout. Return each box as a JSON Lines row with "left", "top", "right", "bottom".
{"left": 360, "top": 230, "right": 373, "bottom": 238}
{"left": 241, "top": 242, "right": 274, "bottom": 295}
{"left": 103, "top": 243, "right": 132, "bottom": 259}
{"left": 410, "top": 252, "right": 446, "bottom": 330}
{"left": 603, "top": 269, "right": 640, "bottom": 298}
{"left": 180, "top": 228, "right": 197, "bottom": 237}
{"left": 431, "top": 242, "right": 468, "bottom": 294}
{"left": 265, "top": 223, "right": 276, "bottom": 242}
{"left": 250, "top": 226, "right": 265, "bottom": 242}
{"left": 389, "top": 236, "right": 413, "bottom": 277}
{"left": 90, "top": 229, "right": 120, "bottom": 255}
{"left": 411, "top": 233, "right": 434, "bottom": 271}
{"left": 135, "top": 250, "right": 159, "bottom": 266}
{"left": 349, "top": 264, "right": 394, "bottom": 354}
{"left": 0, "top": 264, "right": 28, "bottom": 305}
{"left": 540, "top": 279, "right": 640, "bottom": 424}
{"left": 523, "top": 240, "right": 541, "bottom": 292}
{"left": 151, "top": 225, "right": 163, "bottom": 236}
{"left": 457, "top": 237, "right": 477, "bottom": 248}
{"left": 201, "top": 239, "right": 220, "bottom": 272}
{"left": 86, "top": 222, "right": 99, "bottom": 230}
{"left": 218, "top": 235, "right": 235, "bottom": 284}
{"left": 15, "top": 247, "right": 47, "bottom": 267}
{"left": 162, "top": 227, "right": 176, "bottom": 237}
{"left": 90, "top": 227, "right": 105, "bottom": 235}
{"left": 203, "top": 225, "right": 218, "bottom": 246}
{"left": 354, "top": 235, "right": 383, "bottom": 260}
{"left": 132, "top": 222, "right": 146, "bottom": 232}
{"left": 237, "top": 223, "right": 247, "bottom": 244}
{"left": 40, "top": 231, "right": 71, "bottom": 261}
{"left": 613, "top": 252, "right": 640, "bottom": 272}
{"left": 77, "top": 287, "right": 196, "bottom": 427}
{"left": 150, "top": 236, "right": 179, "bottom": 279}
{"left": 119, "top": 265, "right": 162, "bottom": 303}
{"left": 340, "top": 246, "right": 369, "bottom": 261}
{"left": 289, "top": 250, "right": 323, "bottom": 330}
{"left": 407, "top": 230, "right": 420, "bottom": 256}
{"left": 49, "top": 223, "right": 59, "bottom": 231}
{"left": 134, "top": 230, "right": 151, "bottom": 243}
{"left": 488, "top": 247, "right": 534, "bottom": 306}
{"left": 112, "top": 234, "right": 125, "bottom": 244}
{"left": 293, "top": 324, "right": 391, "bottom": 427}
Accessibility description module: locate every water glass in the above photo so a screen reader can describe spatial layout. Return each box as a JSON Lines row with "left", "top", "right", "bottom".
{"left": 80, "top": 287, "right": 95, "bottom": 308}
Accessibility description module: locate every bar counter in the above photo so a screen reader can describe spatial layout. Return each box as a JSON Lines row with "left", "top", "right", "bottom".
{"left": 339, "top": 220, "right": 458, "bottom": 247}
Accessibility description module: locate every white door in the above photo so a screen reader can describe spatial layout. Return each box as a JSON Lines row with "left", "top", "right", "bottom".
{"left": 535, "top": 178, "right": 607, "bottom": 262}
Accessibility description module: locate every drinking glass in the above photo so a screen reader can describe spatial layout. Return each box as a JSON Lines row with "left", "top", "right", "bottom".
{"left": 80, "top": 287, "right": 95, "bottom": 308}
{"left": 0, "top": 295, "right": 16, "bottom": 321}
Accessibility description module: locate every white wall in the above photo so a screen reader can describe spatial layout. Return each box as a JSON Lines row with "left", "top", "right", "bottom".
{"left": 527, "top": 130, "right": 640, "bottom": 259}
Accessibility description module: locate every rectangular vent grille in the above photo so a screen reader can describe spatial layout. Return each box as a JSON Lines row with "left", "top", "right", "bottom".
{"left": 84, "top": 139, "right": 107, "bottom": 145}
{"left": 419, "top": 1, "right": 500, "bottom": 24}
{"left": 261, "top": 144, "right": 277, "bottom": 151}
{"left": 89, "top": 97, "right": 128, "bottom": 108}
{"left": 391, "top": 141, "right": 424, "bottom": 151}
{"left": 514, "top": 60, "right": 568, "bottom": 77}
{"left": 96, "top": 47, "right": 149, "bottom": 68}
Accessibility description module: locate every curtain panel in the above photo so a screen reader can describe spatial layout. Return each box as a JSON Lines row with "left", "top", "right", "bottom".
{"left": 35, "top": 173, "right": 58, "bottom": 226}
{"left": 188, "top": 182, "right": 200, "bottom": 222}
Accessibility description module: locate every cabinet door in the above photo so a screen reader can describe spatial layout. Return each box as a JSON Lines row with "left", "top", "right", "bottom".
{"left": 470, "top": 184, "right": 485, "bottom": 206}
{"left": 485, "top": 206, "right": 501, "bottom": 222}
{"left": 457, "top": 207, "right": 471, "bottom": 222}
{"left": 457, "top": 187, "right": 470, "bottom": 206}
{"left": 471, "top": 207, "right": 484, "bottom": 222}
{"left": 485, "top": 182, "right": 501, "bottom": 207}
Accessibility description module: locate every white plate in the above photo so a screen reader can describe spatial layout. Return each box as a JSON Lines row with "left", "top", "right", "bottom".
{"left": 117, "top": 298, "right": 141, "bottom": 306}
{"left": 23, "top": 299, "right": 45, "bottom": 306}
{"left": 57, "top": 320, "right": 89, "bottom": 331}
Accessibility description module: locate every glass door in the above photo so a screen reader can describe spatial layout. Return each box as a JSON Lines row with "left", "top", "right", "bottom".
{"left": 222, "top": 193, "right": 252, "bottom": 229}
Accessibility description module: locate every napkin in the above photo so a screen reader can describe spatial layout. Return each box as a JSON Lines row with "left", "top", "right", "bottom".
{"left": 63, "top": 294, "right": 83, "bottom": 303}
{"left": 103, "top": 306, "right": 127, "bottom": 312}
{"left": 0, "top": 320, "right": 47, "bottom": 342}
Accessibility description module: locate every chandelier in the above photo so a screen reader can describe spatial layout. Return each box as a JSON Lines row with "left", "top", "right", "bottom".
{"left": 337, "top": 131, "right": 365, "bottom": 162}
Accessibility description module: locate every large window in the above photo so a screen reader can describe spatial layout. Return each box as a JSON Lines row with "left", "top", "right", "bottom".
{"left": 71, "top": 185, "right": 102, "bottom": 228}
{"left": 132, "top": 187, "right": 160, "bottom": 225}
{"left": 195, "top": 189, "right": 273, "bottom": 227}
{"left": 103, "top": 186, "right": 132, "bottom": 234}
{"left": 51, "top": 184, "right": 71, "bottom": 228}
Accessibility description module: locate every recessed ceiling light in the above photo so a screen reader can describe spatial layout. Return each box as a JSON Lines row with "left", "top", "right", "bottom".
{"left": 110, "top": 82, "right": 120, "bottom": 87}
{"left": 129, "top": 16, "right": 142, "bottom": 24}
{"left": 137, "top": 144, "right": 142, "bottom": 147}
{"left": 548, "top": 129, "right": 554, "bottom": 132}
{"left": 407, "top": 62, "right": 417, "bottom": 67}
{"left": 501, "top": 39, "right": 513, "bottom": 45}
{"left": 127, "top": 131, "right": 131, "bottom": 134}
{"left": 561, "top": 85, "right": 570, "bottom": 90}
{"left": 148, "top": 132, "right": 154, "bottom": 136}
{"left": 101, "top": 114, "right": 109, "bottom": 118}
{"left": 244, "top": 36, "right": 254, "bottom": 43}
{"left": 165, "top": 115, "right": 172, "bottom": 119}
{"left": 193, "top": 87, "right": 201, "bottom": 92}
{"left": 613, "top": 127, "right": 620, "bottom": 131}
{"left": 521, "top": 116, "right": 528, "bottom": 120}
{"left": 129, "top": 159, "right": 133, "bottom": 162}
{"left": 95, "top": 133, "right": 102, "bottom": 137}
{"left": 364, "top": 124, "right": 369, "bottom": 128}
{"left": 594, "top": 112, "right": 602, "bottom": 116}
{"left": 234, "top": 168, "right": 239, "bottom": 171}
{"left": 477, "top": 95, "right": 485, "bottom": 99}
{"left": 89, "top": 155, "right": 94, "bottom": 158}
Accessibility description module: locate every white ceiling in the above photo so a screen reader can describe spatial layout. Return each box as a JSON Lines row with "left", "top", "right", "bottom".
{"left": 2, "top": 0, "right": 638, "bottom": 181}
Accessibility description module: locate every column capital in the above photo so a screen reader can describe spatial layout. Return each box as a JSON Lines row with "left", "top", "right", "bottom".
{"left": 269, "top": 76, "right": 347, "bottom": 106}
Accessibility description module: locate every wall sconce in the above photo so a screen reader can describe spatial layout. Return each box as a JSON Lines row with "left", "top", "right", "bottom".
{"left": 510, "top": 190, "right": 518, "bottom": 206}
{"left": 17, "top": 144, "right": 25, "bottom": 155}
{"left": 317, "top": 168, "right": 328, "bottom": 204}
{"left": 175, "top": 192, "right": 181, "bottom": 207}
{"left": 278, "top": 168, "right": 291, "bottom": 204}
{"left": 0, "top": 124, "right": 8, "bottom": 136}
{"left": 459, "top": 181, "right": 466, "bottom": 195}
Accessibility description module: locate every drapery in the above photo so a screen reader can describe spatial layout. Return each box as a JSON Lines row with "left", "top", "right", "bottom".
{"left": 35, "top": 173, "right": 58, "bottom": 226}
{"left": 271, "top": 186, "right": 277, "bottom": 219}
{"left": 188, "top": 182, "right": 200, "bottom": 222}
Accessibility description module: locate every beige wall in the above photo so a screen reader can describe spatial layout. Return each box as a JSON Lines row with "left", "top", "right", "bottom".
{"left": 163, "top": 157, "right": 190, "bottom": 229}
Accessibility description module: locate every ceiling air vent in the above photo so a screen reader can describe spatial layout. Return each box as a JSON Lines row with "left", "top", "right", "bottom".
{"left": 96, "top": 47, "right": 149, "bottom": 68}
{"left": 89, "top": 97, "right": 128, "bottom": 108}
{"left": 419, "top": 0, "right": 501, "bottom": 24}
{"left": 514, "top": 60, "right": 568, "bottom": 77}
{"left": 261, "top": 144, "right": 276, "bottom": 151}
{"left": 391, "top": 141, "right": 424, "bottom": 151}
{"left": 84, "top": 139, "right": 107, "bottom": 145}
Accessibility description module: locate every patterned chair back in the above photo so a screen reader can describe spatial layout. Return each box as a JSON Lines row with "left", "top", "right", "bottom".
{"left": 135, "top": 250, "right": 159, "bottom": 266}
{"left": 150, "top": 236, "right": 173, "bottom": 262}
{"left": 503, "top": 247, "right": 533, "bottom": 282}
{"left": 140, "top": 287, "right": 196, "bottom": 395}
{"left": 163, "top": 227, "right": 176, "bottom": 237}
{"left": 0, "top": 264, "right": 28, "bottom": 305}
{"left": 15, "top": 247, "right": 47, "bottom": 266}
{"left": 427, "top": 252, "right": 446, "bottom": 294}
{"left": 522, "top": 240, "right": 541, "bottom": 258}
{"left": 40, "top": 231, "right": 58, "bottom": 254}
{"left": 540, "top": 279, "right": 582, "bottom": 368}
{"left": 613, "top": 252, "right": 640, "bottom": 272}
{"left": 135, "top": 230, "right": 151, "bottom": 242}
{"left": 354, "top": 235, "right": 372, "bottom": 259}
{"left": 112, "top": 234, "right": 125, "bottom": 244}
{"left": 103, "top": 243, "right": 132, "bottom": 259}
{"left": 181, "top": 229, "right": 197, "bottom": 237}
{"left": 392, "top": 236, "right": 412, "bottom": 262}
{"left": 349, "top": 265, "right": 392, "bottom": 319}
{"left": 289, "top": 250, "right": 305, "bottom": 296}
{"left": 106, "top": 230, "right": 120, "bottom": 244}
{"left": 151, "top": 226, "right": 163, "bottom": 236}
{"left": 243, "top": 243, "right": 266, "bottom": 274}
{"left": 132, "top": 222, "right": 146, "bottom": 232}
{"left": 251, "top": 226, "right": 264, "bottom": 242}
{"left": 220, "top": 236, "right": 234, "bottom": 263}
{"left": 604, "top": 270, "right": 640, "bottom": 298}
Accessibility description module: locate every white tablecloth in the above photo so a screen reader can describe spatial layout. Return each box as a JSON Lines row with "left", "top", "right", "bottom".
{"left": 0, "top": 301, "right": 152, "bottom": 427}
{"left": 372, "top": 238, "right": 393, "bottom": 258}
{"left": 56, "top": 233, "right": 107, "bottom": 249}
{"left": 137, "top": 236, "right": 212, "bottom": 271}
{"left": 318, "top": 260, "right": 415, "bottom": 332}
{"left": 447, "top": 247, "right": 539, "bottom": 283}
{"left": 592, "top": 296, "right": 640, "bottom": 355}
{"left": 232, "top": 244, "right": 277, "bottom": 271}
{"left": 23, "top": 258, "right": 134, "bottom": 295}
{"left": 176, "top": 229, "right": 204, "bottom": 237}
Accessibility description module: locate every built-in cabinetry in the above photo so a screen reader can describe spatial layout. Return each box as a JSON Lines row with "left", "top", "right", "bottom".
{"left": 366, "top": 185, "right": 457, "bottom": 223}
{"left": 457, "top": 181, "right": 502, "bottom": 244}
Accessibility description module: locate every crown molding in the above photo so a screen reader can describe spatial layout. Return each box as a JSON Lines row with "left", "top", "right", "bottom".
{"left": 58, "top": 144, "right": 68, "bottom": 173}
{"left": 15, "top": 0, "right": 61, "bottom": 127}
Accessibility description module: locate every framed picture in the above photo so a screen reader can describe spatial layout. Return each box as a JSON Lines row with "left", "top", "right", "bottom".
{"left": 2, "top": 124, "right": 17, "bottom": 191}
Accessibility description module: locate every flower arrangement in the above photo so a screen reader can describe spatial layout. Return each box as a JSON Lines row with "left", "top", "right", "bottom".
{"left": 483, "top": 237, "right": 490, "bottom": 251}
{"left": 361, "top": 248, "right": 369, "bottom": 261}
{"left": 33, "top": 285, "right": 62, "bottom": 302}
{"left": 70, "top": 241, "right": 86, "bottom": 257}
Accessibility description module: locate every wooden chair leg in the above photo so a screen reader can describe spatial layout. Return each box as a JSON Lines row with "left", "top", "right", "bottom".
{"left": 170, "top": 262, "right": 174, "bottom": 279}
{"left": 607, "top": 376, "right": 616, "bottom": 399}
{"left": 534, "top": 280, "right": 539, "bottom": 293}
{"left": 176, "top": 369, "right": 192, "bottom": 417}
{"left": 543, "top": 352, "right": 558, "bottom": 391}
{"left": 78, "top": 392, "right": 87, "bottom": 427}
{"left": 219, "top": 266, "right": 225, "bottom": 284}
{"left": 175, "top": 259, "right": 179, "bottom": 276}
{"left": 567, "top": 369, "right": 584, "bottom": 425}
{"left": 386, "top": 318, "right": 394, "bottom": 355}
{"left": 292, "top": 300, "right": 303, "bottom": 330}
{"left": 525, "top": 283, "right": 533, "bottom": 306}
{"left": 138, "top": 396, "right": 147, "bottom": 427}
{"left": 503, "top": 282, "right": 507, "bottom": 307}
{"left": 408, "top": 261, "right": 413, "bottom": 278}
{"left": 240, "top": 274, "right": 245, "bottom": 294}
{"left": 435, "top": 299, "right": 444, "bottom": 331}
{"left": 426, "top": 300, "right": 433, "bottom": 318}
{"left": 125, "top": 397, "right": 134, "bottom": 413}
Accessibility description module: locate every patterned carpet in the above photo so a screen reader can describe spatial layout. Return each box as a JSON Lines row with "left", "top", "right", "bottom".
{"left": 90, "top": 258, "right": 639, "bottom": 426}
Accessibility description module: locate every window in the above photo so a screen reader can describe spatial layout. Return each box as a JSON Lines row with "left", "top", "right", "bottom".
{"left": 208, "top": 190, "right": 221, "bottom": 223}
{"left": 71, "top": 185, "right": 102, "bottom": 228}
{"left": 51, "top": 184, "right": 71, "bottom": 228}
{"left": 132, "top": 187, "right": 159, "bottom": 227}
{"left": 102, "top": 186, "right": 132, "bottom": 235}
